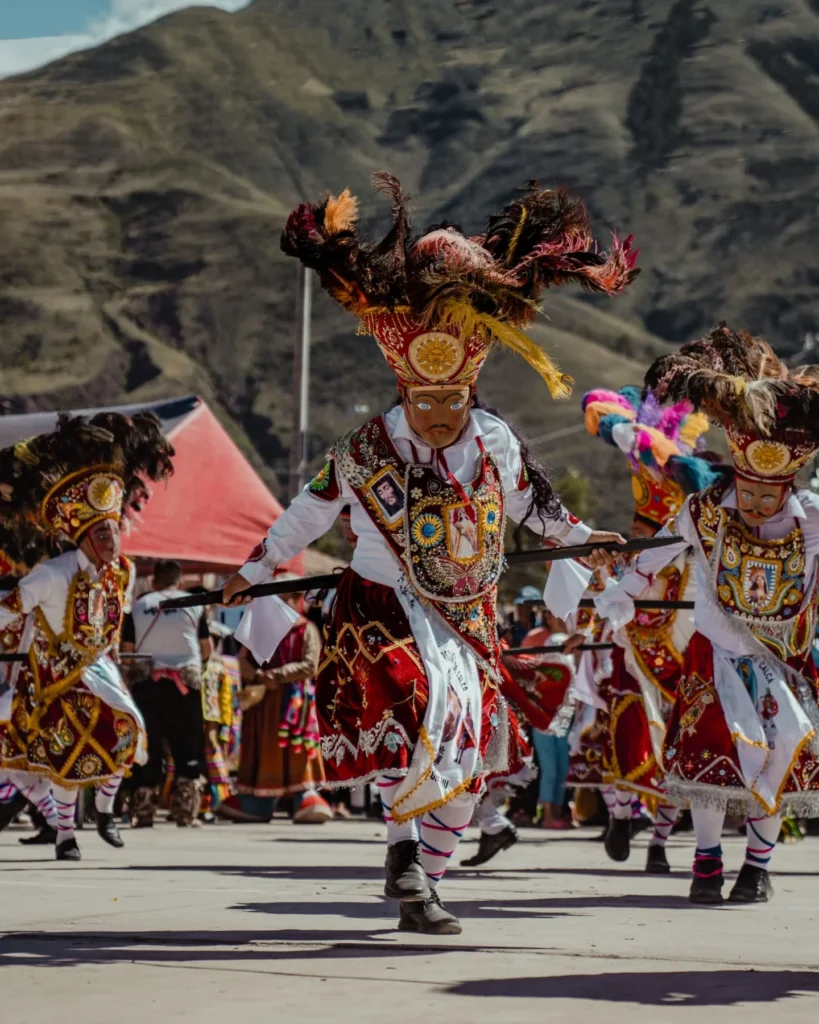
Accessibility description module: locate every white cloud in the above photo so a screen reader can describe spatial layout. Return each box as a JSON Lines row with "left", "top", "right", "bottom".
{"left": 0, "top": 1, "right": 251, "bottom": 79}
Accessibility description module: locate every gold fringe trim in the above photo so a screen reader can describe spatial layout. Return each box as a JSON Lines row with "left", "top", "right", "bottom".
{"left": 391, "top": 725, "right": 478, "bottom": 824}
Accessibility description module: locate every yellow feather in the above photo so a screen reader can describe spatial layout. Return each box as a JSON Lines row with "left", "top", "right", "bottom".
{"left": 505, "top": 206, "right": 528, "bottom": 265}
{"left": 678, "top": 411, "right": 709, "bottom": 449}
{"left": 324, "top": 189, "right": 359, "bottom": 235}
{"left": 429, "top": 297, "right": 573, "bottom": 398}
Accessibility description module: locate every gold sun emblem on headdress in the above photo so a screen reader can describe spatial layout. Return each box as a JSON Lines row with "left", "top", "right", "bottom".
{"left": 408, "top": 332, "right": 465, "bottom": 383}
{"left": 744, "top": 440, "right": 792, "bottom": 477}
{"left": 87, "top": 475, "right": 122, "bottom": 512}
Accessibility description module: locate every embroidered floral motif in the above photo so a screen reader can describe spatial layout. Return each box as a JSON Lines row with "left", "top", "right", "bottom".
{"left": 333, "top": 416, "right": 504, "bottom": 671}
{"left": 411, "top": 513, "right": 445, "bottom": 549}
{"left": 77, "top": 753, "right": 105, "bottom": 778}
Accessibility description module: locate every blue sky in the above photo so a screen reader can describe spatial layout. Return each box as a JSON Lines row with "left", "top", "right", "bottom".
{"left": 0, "top": 1, "right": 251, "bottom": 77}
{"left": 0, "top": 2, "right": 107, "bottom": 39}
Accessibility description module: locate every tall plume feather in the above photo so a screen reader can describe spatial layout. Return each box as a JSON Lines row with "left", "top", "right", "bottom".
{"left": 372, "top": 171, "right": 411, "bottom": 279}
{"left": 644, "top": 322, "right": 819, "bottom": 437}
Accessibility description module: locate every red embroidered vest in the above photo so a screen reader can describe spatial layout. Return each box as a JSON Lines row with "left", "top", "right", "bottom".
{"left": 689, "top": 484, "right": 817, "bottom": 662}
{"left": 332, "top": 416, "right": 505, "bottom": 673}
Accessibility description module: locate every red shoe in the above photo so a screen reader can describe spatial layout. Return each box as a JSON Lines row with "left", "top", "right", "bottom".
{"left": 293, "top": 791, "right": 334, "bottom": 824}
{"left": 540, "top": 817, "right": 572, "bottom": 830}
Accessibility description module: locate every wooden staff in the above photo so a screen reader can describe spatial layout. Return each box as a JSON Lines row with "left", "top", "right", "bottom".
{"left": 504, "top": 643, "right": 616, "bottom": 655}
{"left": 0, "top": 653, "right": 154, "bottom": 664}
{"left": 158, "top": 535, "right": 684, "bottom": 610}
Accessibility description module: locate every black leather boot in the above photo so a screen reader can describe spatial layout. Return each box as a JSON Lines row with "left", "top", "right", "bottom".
{"left": 398, "top": 891, "right": 462, "bottom": 935}
{"left": 384, "top": 840, "right": 430, "bottom": 901}
{"left": 646, "top": 843, "right": 671, "bottom": 874}
{"left": 688, "top": 857, "right": 724, "bottom": 904}
{"left": 0, "top": 793, "right": 27, "bottom": 832}
{"left": 605, "top": 817, "right": 631, "bottom": 862}
{"left": 96, "top": 812, "right": 125, "bottom": 849}
{"left": 729, "top": 863, "right": 774, "bottom": 903}
{"left": 55, "top": 838, "right": 82, "bottom": 862}
{"left": 461, "top": 825, "right": 518, "bottom": 867}
{"left": 19, "top": 825, "right": 58, "bottom": 846}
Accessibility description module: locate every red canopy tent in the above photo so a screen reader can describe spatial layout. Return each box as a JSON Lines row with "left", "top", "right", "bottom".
{"left": 0, "top": 396, "right": 302, "bottom": 576}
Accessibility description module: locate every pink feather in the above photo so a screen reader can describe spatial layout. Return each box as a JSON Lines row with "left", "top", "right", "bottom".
{"left": 657, "top": 401, "right": 693, "bottom": 443}
{"left": 581, "top": 389, "right": 633, "bottom": 412}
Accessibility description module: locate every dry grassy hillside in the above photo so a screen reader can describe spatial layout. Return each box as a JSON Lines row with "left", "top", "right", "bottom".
{"left": 0, "top": 0, "right": 815, "bottom": 528}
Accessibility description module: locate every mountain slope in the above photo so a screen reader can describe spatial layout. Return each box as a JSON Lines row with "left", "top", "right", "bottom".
{"left": 1, "top": 0, "right": 817, "bottom": 527}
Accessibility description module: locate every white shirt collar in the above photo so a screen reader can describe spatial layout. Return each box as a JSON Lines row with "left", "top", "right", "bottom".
{"left": 76, "top": 546, "right": 109, "bottom": 580}
{"left": 388, "top": 405, "right": 480, "bottom": 450}
{"left": 76, "top": 547, "right": 94, "bottom": 572}
{"left": 720, "top": 484, "right": 807, "bottom": 521}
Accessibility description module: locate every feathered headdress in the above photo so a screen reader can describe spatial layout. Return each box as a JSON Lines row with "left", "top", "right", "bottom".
{"left": 582, "top": 385, "right": 719, "bottom": 526}
{"left": 0, "top": 521, "right": 55, "bottom": 579}
{"left": 0, "top": 412, "right": 174, "bottom": 545}
{"left": 281, "top": 173, "right": 639, "bottom": 398}
{"left": 645, "top": 323, "right": 819, "bottom": 485}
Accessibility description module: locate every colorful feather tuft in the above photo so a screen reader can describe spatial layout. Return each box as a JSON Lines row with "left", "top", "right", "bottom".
{"left": 324, "top": 189, "right": 359, "bottom": 235}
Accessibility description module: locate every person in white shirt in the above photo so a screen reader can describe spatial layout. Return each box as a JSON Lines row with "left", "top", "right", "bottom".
{"left": 0, "top": 411, "right": 173, "bottom": 860}
{"left": 121, "top": 560, "right": 212, "bottom": 828}
{"left": 576, "top": 385, "right": 722, "bottom": 874}
{"left": 596, "top": 324, "right": 819, "bottom": 905}
{"left": 223, "top": 172, "right": 634, "bottom": 933}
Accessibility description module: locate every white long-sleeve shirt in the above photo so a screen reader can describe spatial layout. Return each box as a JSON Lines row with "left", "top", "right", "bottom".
{"left": 599, "top": 486, "right": 819, "bottom": 656}
{"left": 1, "top": 549, "right": 134, "bottom": 639}
{"left": 239, "top": 406, "right": 592, "bottom": 589}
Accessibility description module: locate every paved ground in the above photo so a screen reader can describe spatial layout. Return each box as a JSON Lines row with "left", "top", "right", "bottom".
{"left": 2, "top": 817, "right": 819, "bottom": 1023}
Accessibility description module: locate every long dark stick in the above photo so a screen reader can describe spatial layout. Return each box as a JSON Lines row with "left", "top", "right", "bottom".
{"left": 0, "top": 653, "right": 154, "bottom": 664}
{"left": 158, "top": 535, "right": 684, "bottom": 610}
{"left": 504, "top": 643, "right": 616, "bottom": 655}
{"left": 579, "top": 599, "right": 693, "bottom": 610}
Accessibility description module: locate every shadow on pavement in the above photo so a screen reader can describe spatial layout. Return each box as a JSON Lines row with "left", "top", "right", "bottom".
{"left": 232, "top": 898, "right": 573, "bottom": 921}
{"left": 448, "top": 970, "right": 819, "bottom": 1006}
{"left": 0, "top": 929, "right": 452, "bottom": 968}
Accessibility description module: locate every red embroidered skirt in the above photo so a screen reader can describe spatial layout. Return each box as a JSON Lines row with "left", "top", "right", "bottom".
{"left": 316, "top": 569, "right": 497, "bottom": 787}
{"left": 604, "top": 647, "right": 664, "bottom": 799}
{"left": 0, "top": 677, "right": 140, "bottom": 788}
{"left": 662, "top": 631, "right": 819, "bottom": 809}
{"left": 567, "top": 705, "right": 609, "bottom": 789}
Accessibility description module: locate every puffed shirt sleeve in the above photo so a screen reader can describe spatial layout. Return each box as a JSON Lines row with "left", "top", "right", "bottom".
{"left": 593, "top": 502, "right": 694, "bottom": 628}
{"left": 238, "top": 464, "right": 353, "bottom": 586}
{"left": 796, "top": 491, "right": 819, "bottom": 569}
{"left": 481, "top": 411, "right": 592, "bottom": 544}
{"left": 15, "top": 560, "right": 56, "bottom": 615}
{"left": 0, "top": 561, "right": 56, "bottom": 656}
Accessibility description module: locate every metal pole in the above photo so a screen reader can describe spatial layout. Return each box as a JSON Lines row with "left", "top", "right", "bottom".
{"left": 297, "top": 266, "right": 313, "bottom": 493}
{"left": 288, "top": 261, "right": 303, "bottom": 500}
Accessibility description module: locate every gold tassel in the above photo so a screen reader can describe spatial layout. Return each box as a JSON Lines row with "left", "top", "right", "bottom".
{"left": 431, "top": 297, "right": 574, "bottom": 398}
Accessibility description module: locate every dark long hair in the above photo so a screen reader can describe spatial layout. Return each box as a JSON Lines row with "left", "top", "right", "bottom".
{"left": 471, "top": 396, "right": 563, "bottom": 548}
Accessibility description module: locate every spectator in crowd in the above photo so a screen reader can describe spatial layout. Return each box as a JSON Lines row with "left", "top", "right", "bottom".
{"left": 522, "top": 609, "right": 574, "bottom": 829}
{"left": 217, "top": 578, "right": 332, "bottom": 825}
{"left": 509, "top": 586, "right": 542, "bottom": 646}
{"left": 121, "top": 560, "right": 212, "bottom": 828}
